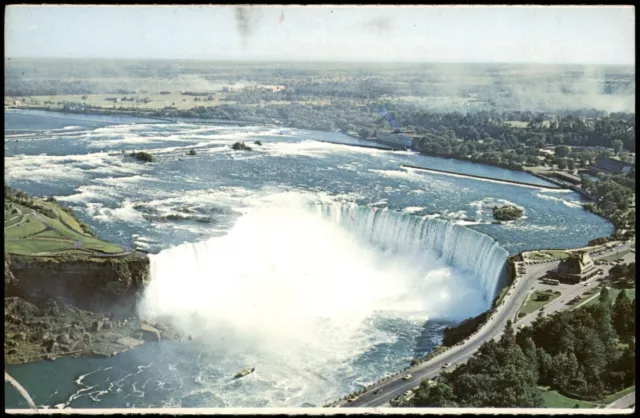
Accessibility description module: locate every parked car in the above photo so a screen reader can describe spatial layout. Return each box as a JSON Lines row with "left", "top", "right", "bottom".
{"left": 402, "top": 374, "right": 412, "bottom": 381}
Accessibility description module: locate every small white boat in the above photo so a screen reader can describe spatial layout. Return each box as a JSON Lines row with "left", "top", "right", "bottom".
{"left": 234, "top": 367, "right": 255, "bottom": 379}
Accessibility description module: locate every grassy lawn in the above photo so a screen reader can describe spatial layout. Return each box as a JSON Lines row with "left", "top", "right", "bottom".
{"left": 528, "top": 250, "right": 570, "bottom": 260}
{"left": 602, "top": 385, "right": 635, "bottom": 404}
{"left": 583, "top": 287, "right": 635, "bottom": 308}
{"left": 3, "top": 215, "right": 47, "bottom": 238}
{"left": 5, "top": 238, "right": 76, "bottom": 255}
{"left": 4, "top": 216, "right": 24, "bottom": 228}
{"left": 4, "top": 197, "right": 124, "bottom": 256}
{"left": 539, "top": 388, "right": 600, "bottom": 408}
{"left": 36, "top": 200, "right": 87, "bottom": 235}
{"left": 505, "top": 121, "right": 529, "bottom": 128}
{"left": 519, "top": 290, "right": 561, "bottom": 316}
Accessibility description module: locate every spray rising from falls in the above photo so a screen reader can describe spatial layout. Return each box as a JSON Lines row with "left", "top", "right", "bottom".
{"left": 140, "top": 199, "right": 507, "bottom": 340}
{"left": 136, "top": 198, "right": 508, "bottom": 405}
{"left": 313, "top": 202, "right": 508, "bottom": 305}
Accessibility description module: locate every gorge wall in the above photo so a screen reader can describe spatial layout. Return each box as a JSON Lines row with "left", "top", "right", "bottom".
{"left": 5, "top": 252, "right": 150, "bottom": 317}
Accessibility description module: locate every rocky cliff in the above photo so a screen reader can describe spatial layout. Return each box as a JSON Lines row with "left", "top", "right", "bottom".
{"left": 5, "top": 252, "right": 150, "bottom": 318}
{"left": 4, "top": 253, "right": 182, "bottom": 365}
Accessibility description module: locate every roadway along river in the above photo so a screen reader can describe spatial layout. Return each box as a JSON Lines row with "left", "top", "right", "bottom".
{"left": 341, "top": 242, "right": 635, "bottom": 408}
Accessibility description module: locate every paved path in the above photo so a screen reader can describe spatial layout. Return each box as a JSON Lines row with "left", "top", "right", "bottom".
{"left": 605, "top": 391, "right": 635, "bottom": 409}
{"left": 343, "top": 260, "right": 558, "bottom": 408}
{"left": 341, "top": 243, "right": 635, "bottom": 408}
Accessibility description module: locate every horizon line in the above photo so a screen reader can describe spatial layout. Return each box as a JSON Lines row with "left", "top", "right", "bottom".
{"left": 4, "top": 56, "right": 635, "bottom": 67}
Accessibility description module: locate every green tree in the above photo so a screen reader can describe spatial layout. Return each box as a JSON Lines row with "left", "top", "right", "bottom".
{"left": 598, "top": 287, "right": 611, "bottom": 305}
{"left": 567, "top": 159, "right": 576, "bottom": 171}
{"left": 557, "top": 158, "right": 567, "bottom": 170}
{"left": 612, "top": 290, "right": 633, "bottom": 339}
{"left": 551, "top": 352, "right": 579, "bottom": 390}
{"left": 612, "top": 139, "right": 624, "bottom": 155}
{"left": 555, "top": 145, "right": 570, "bottom": 158}
{"left": 412, "top": 382, "right": 458, "bottom": 407}
{"left": 500, "top": 320, "right": 517, "bottom": 348}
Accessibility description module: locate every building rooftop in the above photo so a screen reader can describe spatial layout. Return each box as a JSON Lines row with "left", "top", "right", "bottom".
{"left": 595, "top": 156, "right": 633, "bottom": 173}
{"left": 558, "top": 252, "right": 594, "bottom": 275}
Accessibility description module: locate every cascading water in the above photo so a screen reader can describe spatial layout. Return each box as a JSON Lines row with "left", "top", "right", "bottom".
{"left": 136, "top": 197, "right": 509, "bottom": 406}
{"left": 141, "top": 197, "right": 508, "bottom": 336}
{"left": 313, "top": 202, "right": 508, "bottom": 305}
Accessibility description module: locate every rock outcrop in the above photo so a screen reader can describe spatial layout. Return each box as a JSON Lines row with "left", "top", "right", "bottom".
{"left": 4, "top": 296, "right": 181, "bottom": 365}
{"left": 5, "top": 252, "right": 150, "bottom": 317}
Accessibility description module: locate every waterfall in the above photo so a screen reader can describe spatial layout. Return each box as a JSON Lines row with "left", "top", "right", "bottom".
{"left": 313, "top": 202, "right": 508, "bottom": 304}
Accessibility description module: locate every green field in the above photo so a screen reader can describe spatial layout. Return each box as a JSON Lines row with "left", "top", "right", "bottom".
{"left": 539, "top": 385, "right": 635, "bottom": 408}
{"left": 528, "top": 250, "right": 571, "bottom": 260}
{"left": 519, "top": 290, "right": 560, "bottom": 316}
{"left": 36, "top": 200, "right": 88, "bottom": 234}
{"left": 583, "top": 287, "right": 636, "bottom": 308}
{"left": 539, "top": 388, "right": 600, "bottom": 408}
{"left": 4, "top": 198, "right": 124, "bottom": 256}
{"left": 602, "top": 385, "right": 635, "bottom": 404}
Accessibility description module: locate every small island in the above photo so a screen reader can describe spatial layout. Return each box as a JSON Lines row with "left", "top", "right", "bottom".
{"left": 492, "top": 205, "right": 524, "bottom": 221}
{"left": 231, "top": 141, "right": 252, "bottom": 151}
{"left": 129, "top": 151, "right": 154, "bottom": 162}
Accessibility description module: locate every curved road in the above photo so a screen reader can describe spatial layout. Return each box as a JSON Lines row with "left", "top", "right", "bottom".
{"left": 342, "top": 241, "right": 635, "bottom": 408}
{"left": 606, "top": 392, "right": 635, "bottom": 409}
{"left": 342, "top": 260, "right": 558, "bottom": 408}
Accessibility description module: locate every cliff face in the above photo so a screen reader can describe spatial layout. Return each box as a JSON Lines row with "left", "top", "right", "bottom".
{"left": 5, "top": 253, "right": 150, "bottom": 317}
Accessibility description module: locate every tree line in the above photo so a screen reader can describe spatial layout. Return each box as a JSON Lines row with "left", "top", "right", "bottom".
{"left": 401, "top": 286, "right": 635, "bottom": 408}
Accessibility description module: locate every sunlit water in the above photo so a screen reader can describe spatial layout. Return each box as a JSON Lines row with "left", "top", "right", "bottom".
{"left": 4, "top": 110, "right": 612, "bottom": 408}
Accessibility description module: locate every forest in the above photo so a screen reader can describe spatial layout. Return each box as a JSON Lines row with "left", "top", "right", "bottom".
{"left": 401, "top": 285, "right": 635, "bottom": 407}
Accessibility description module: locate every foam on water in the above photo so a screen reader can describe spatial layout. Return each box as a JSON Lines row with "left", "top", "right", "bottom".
{"left": 136, "top": 193, "right": 506, "bottom": 405}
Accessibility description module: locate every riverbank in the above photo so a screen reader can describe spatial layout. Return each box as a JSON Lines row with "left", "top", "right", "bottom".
{"left": 4, "top": 187, "right": 181, "bottom": 365}
{"left": 6, "top": 105, "right": 270, "bottom": 127}
{"left": 4, "top": 296, "right": 181, "bottom": 365}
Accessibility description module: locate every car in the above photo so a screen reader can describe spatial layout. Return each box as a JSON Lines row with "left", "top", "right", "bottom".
{"left": 402, "top": 374, "right": 412, "bottom": 381}
{"left": 404, "top": 390, "right": 413, "bottom": 397}
{"left": 373, "top": 389, "right": 382, "bottom": 395}
{"left": 348, "top": 395, "right": 360, "bottom": 402}
{"left": 442, "top": 362, "right": 451, "bottom": 369}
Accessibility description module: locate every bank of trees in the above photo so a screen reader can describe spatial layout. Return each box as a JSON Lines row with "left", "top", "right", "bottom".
{"left": 581, "top": 173, "right": 635, "bottom": 233}
{"left": 402, "top": 287, "right": 636, "bottom": 408}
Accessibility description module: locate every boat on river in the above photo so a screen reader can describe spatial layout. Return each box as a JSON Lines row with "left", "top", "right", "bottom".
{"left": 234, "top": 367, "right": 255, "bottom": 379}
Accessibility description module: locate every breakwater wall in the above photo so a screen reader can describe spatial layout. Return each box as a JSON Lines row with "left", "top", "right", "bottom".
{"left": 401, "top": 165, "right": 564, "bottom": 190}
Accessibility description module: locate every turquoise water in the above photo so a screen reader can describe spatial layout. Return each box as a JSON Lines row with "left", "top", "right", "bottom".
{"left": 4, "top": 111, "right": 612, "bottom": 409}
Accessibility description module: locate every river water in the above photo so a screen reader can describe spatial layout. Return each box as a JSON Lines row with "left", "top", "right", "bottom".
{"left": 4, "top": 110, "right": 612, "bottom": 409}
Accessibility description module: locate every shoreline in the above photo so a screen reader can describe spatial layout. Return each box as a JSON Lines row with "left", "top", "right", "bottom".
{"left": 4, "top": 108, "right": 623, "bottom": 371}
{"left": 5, "top": 106, "right": 269, "bottom": 127}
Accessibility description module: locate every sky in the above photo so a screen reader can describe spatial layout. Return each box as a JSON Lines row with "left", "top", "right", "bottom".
{"left": 4, "top": 5, "right": 635, "bottom": 65}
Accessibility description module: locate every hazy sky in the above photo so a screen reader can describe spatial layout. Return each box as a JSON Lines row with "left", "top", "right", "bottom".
{"left": 4, "top": 5, "right": 635, "bottom": 64}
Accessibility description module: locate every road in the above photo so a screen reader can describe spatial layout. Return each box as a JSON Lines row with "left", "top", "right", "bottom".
{"left": 606, "top": 391, "right": 635, "bottom": 409}
{"left": 341, "top": 241, "right": 635, "bottom": 408}
{"left": 342, "top": 260, "right": 558, "bottom": 407}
